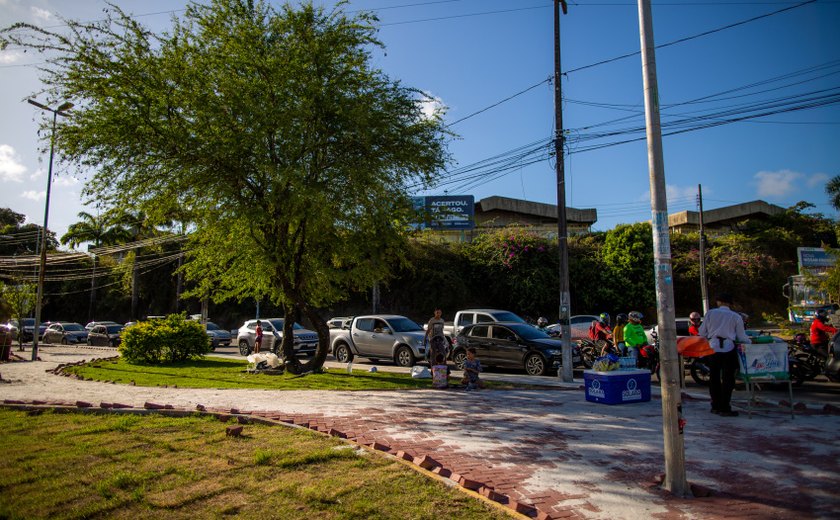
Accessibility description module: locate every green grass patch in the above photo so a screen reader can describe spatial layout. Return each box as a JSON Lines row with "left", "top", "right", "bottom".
{"left": 0, "top": 409, "right": 509, "bottom": 519}
{"left": 63, "top": 357, "right": 534, "bottom": 391}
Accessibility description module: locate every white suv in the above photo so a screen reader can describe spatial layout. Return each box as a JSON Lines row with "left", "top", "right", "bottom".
{"left": 236, "top": 318, "right": 319, "bottom": 357}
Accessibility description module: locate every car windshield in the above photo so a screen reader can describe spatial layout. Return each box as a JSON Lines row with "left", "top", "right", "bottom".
{"left": 21, "top": 319, "right": 35, "bottom": 326}
{"left": 63, "top": 323, "right": 85, "bottom": 332}
{"left": 509, "top": 323, "right": 551, "bottom": 340}
{"left": 106, "top": 325, "right": 124, "bottom": 334}
{"left": 206, "top": 322, "right": 219, "bottom": 331}
{"left": 491, "top": 311, "right": 525, "bottom": 323}
{"left": 267, "top": 319, "right": 304, "bottom": 331}
{"left": 388, "top": 317, "right": 423, "bottom": 332}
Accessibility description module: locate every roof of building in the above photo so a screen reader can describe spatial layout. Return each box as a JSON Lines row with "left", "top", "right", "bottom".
{"left": 668, "top": 200, "right": 784, "bottom": 228}
{"left": 476, "top": 196, "right": 597, "bottom": 224}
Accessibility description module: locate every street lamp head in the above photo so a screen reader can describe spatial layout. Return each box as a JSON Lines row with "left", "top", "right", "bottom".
{"left": 27, "top": 99, "right": 73, "bottom": 115}
{"left": 27, "top": 98, "right": 49, "bottom": 111}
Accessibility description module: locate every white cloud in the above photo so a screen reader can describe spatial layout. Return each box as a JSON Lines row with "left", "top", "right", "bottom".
{"left": 30, "top": 167, "right": 44, "bottom": 181}
{"left": 54, "top": 176, "right": 79, "bottom": 187}
{"left": 0, "top": 144, "right": 27, "bottom": 182}
{"left": 754, "top": 169, "right": 802, "bottom": 198}
{"left": 21, "top": 190, "right": 46, "bottom": 201}
{"left": 807, "top": 172, "right": 829, "bottom": 188}
{"left": 30, "top": 6, "right": 52, "bottom": 21}
{"left": 419, "top": 91, "right": 446, "bottom": 120}
{"left": 0, "top": 50, "right": 23, "bottom": 64}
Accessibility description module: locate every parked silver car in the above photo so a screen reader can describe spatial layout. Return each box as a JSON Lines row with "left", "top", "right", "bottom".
{"left": 43, "top": 322, "right": 89, "bottom": 345}
{"left": 236, "top": 318, "right": 319, "bottom": 356}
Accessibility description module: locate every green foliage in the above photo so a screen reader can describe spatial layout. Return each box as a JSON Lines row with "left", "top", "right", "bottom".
{"left": 118, "top": 314, "right": 210, "bottom": 364}
{"left": 461, "top": 227, "right": 557, "bottom": 317}
{"left": 0, "top": 281, "right": 36, "bottom": 350}
{"left": 2, "top": 1, "right": 449, "bottom": 372}
{"left": 600, "top": 223, "right": 655, "bottom": 313}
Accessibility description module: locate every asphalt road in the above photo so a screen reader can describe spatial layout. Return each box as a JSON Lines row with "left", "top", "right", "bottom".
{"left": 210, "top": 344, "right": 840, "bottom": 405}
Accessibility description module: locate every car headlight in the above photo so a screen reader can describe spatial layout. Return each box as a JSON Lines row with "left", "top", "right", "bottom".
{"left": 544, "top": 349, "right": 562, "bottom": 356}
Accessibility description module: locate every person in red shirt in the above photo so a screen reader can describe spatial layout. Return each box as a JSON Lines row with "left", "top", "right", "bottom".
{"left": 810, "top": 310, "right": 837, "bottom": 358}
{"left": 688, "top": 312, "right": 702, "bottom": 336}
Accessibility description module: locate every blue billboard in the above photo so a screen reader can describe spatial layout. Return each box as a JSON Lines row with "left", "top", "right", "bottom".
{"left": 412, "top": 195, "right": 475, "bottom": 230}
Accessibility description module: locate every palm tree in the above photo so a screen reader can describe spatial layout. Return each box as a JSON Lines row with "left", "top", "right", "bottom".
{"left": 61, "top": 211, "right": 131, "bottom": 322}
{"left": 826, "top": 175, "right": 840, "bottom": 212}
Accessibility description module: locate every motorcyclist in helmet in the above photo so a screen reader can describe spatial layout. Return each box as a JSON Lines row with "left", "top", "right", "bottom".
{"left": 536, "top": 316, "right": 549, "bottom": 330}
{"left": 588, "top": 312, "right": 612, "bottom": 342}
{"left": 809, "top": 309, "right": 836, "bottom": 358}
{"left": 624, "top": 311, "right": 648, "bottom": 366}
{"left": 688, "top": 312, "right": 702, "bottom": 336}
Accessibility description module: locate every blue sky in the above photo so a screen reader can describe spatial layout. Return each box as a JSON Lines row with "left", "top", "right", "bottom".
{"left": 1, "top": 0, "right": 839, "bottom": 243}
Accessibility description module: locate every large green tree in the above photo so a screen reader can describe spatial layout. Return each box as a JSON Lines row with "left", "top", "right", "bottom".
{"left": 3, "top": 0, "right": 448, "bottom": 372}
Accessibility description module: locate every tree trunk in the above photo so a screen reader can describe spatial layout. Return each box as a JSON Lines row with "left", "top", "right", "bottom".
{"left": 284, "top": 302, "right": 330, "bottom": 375}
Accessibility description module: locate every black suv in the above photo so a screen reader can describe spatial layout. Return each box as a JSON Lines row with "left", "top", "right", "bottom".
{"left": 453, "top": 322, "right": 581, "bottom": 376}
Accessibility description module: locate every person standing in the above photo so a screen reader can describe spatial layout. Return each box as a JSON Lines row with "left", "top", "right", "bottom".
{"left": 613, "top": 313, "right": 628, "bottom": 356}
{"left": 698, "top": 293, "right": 751, "bottom": 417}
{"left": 425, "top": 308, "right": 447, "bottom": 363}
{"left": 254, "top": 320, "right": 263, "bottom": 354}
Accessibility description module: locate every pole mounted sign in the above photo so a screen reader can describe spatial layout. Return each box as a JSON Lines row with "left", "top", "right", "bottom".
{"left": 412, "top": 195, "right": 475, "bottom": 230}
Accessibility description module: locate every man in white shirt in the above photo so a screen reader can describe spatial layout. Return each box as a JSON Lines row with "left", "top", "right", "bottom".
{"left": 698, "top": 293, "right": 751, "bottom": 417}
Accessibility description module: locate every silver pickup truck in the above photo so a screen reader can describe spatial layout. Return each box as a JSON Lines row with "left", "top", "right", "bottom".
{"left": 330, "top": 315, "right": 428, "bottom": 367}
{"left": 442, "top": 309, "right": 526, "bottom": 339}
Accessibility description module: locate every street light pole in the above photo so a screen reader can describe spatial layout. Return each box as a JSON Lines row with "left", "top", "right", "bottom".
{"left": 27, "top": 99, "right": 73, "bottom": 361}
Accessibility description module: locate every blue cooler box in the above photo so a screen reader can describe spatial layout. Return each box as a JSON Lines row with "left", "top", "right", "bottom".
{"left": 584, "top": 369, "right": 651, "bottom": 405}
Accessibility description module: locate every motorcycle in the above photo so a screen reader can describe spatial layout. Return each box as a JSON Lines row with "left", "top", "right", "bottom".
{"left": 638, "top": 342, "right": 660, "bottom": 381}
{"left": 788, "top": 331, "right": 840, "bottom": 386}
{"left": 578, "top": 338, "right": 613, "bottom": 369}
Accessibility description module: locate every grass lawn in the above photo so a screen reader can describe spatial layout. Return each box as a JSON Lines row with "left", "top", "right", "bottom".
{"left": 62, "top": 357, "right": 537, "bottom": 391}
{"left": 0, "top": 409, "right": 509, "bottom": 519}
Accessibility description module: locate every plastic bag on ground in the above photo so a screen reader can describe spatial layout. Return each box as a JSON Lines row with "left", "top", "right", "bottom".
{"left": 410, "top": 366, "right": 431, "bottom": 379}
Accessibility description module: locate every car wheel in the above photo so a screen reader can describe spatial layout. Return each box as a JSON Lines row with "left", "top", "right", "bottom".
{"left": 394, "top": 345, "right": 415, "bottom": 367}
{"left": 109, "top": 340, "right": 117, "bottom": 348}
{"left": 333, "top": 343, "right": 353, "bottom": 363}
{"left": 452, "top": 349, "right": 467, "bottom": 370}
{"left": 238, "top": 340, "right": 251, "bottom": 356}
{"left": 86, "top": 338, "right": 92, "bottom": 346}
{"left": 524, "top": 353, "right": 548, "bottom": 376}
{"left": 61, "top": 337, "right": 68, "bottom": 345}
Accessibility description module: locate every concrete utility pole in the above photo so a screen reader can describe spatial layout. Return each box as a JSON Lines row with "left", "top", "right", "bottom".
{"left": 636, "top": 0, "right": 690, "bottom": 496}
{"left": 698, "top": 185, "right": 710, "bottom": 314}
{"left": 553, "top": 0, "right": 573, "bottom": 382}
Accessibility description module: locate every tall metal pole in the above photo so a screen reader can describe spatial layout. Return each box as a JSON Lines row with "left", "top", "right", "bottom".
{"left": 636, "top": 0, "right": 690, "bottom": 496}
{"left": 698, "top": 185, "right": 709, "bottom": 314}
{"left": 28, "top": 99, "right": 72, "bottom": 361}
{"left": 553, "top": 0, "right": 573, "bottom": 382}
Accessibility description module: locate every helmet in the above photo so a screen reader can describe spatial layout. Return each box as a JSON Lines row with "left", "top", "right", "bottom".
{"left": 628, "top": 311, "right": 643, "bottom": 322}
{"left": 537, "top": 317, "right": 548, "bottom": 327}
{"left": 615, "top": 313, "right": 628, "bottom": 325}
{"left": 816, "top": 309, "right": 828, "bottom": 321}
{"left": 599, "top": 313, "right": 610, "bottom": 325}
{"left": 739, "top": 312, "right": 750, "bottom": 325}
{"left": 689, "top": 311, "right": 701, "bottom": 322}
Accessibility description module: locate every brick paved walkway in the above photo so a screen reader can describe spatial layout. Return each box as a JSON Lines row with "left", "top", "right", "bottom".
{"left": 2, "top": 346, "right": 838, "bottom": 519}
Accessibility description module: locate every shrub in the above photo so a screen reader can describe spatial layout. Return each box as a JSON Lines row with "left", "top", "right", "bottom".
{"left": 119, "top": 314, "right": 211, "bottom": 364}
